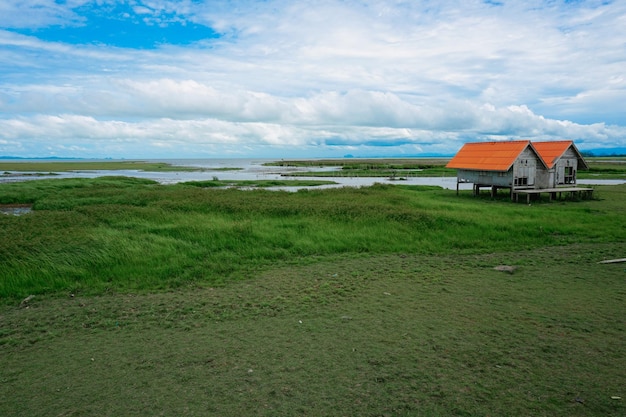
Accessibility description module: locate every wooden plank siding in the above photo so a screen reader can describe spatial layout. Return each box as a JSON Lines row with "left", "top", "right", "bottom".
{"left": 446, "top": 140, "right": 590, "bottom": 202}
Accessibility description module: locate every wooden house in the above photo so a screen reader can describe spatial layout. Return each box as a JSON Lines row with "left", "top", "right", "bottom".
{"left": 446, "top": 140, "right": 592, "bottom": 201}
{"left": 532, "top": 141, "right": 589, "bottom": 188}
{"left": 445, "top": 140, "right": 547, "bottom": 197}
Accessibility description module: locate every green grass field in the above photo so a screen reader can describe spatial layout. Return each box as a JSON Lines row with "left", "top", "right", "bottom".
{"left": 1, "top": 174, "right": 624, "bottom": 416}
{"left": 269, "top": 157, "right": 626, "bottom": 179}
{"left": 0, "top": 160, "right": 220, "bottom": 172}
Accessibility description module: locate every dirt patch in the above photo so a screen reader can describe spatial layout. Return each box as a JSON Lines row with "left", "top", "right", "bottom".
{"left": 494, "top": 265, "right": 517, "bottom": 274}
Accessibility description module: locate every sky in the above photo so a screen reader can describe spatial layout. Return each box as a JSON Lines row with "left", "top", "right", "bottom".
{"left": 1, "top": 0, "right": 625, "bottom": 159}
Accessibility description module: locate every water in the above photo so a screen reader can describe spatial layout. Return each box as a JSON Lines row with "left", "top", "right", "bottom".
{"left": 0, "top": 205, "right": 32, "bottom": 216}
{"left": 1, "top": 158, "right": 623, "bottom": 190}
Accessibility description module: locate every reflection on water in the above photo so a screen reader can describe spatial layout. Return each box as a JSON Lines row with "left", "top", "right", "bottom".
{"left": 0, "top": 205, "right": 32, "bottom": 216}
{"left": 1, "top": 158, "right": 624, "bottom": 191}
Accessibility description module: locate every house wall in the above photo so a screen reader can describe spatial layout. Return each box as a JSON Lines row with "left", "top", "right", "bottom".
{"left": 456, "top": 147, "right": 545, "bottom": 190}
{"left": 553, "top": 148, "right": 579, "bottom": 186}
{"left": 535, "top": 165, "right": 550, "bottom": 189}
{"left": 511, "top": 148, "right": 539, "bottom": 188}
{"left": 534, "top": 150, "right": 551, "bottom": 188}
{"left": 456, "top": 169, "right": 513, "bottom": 187}
{"left": 452, "top": 142, "right": 587, "bottom": 194}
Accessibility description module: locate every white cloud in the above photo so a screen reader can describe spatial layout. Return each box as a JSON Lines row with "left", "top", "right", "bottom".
{"left": 0, "top": 0, "right": 86, "bottom": 29}
{"left": 1, "top": 0, "right": 625, "bottom": 157}
{"left": 2, "top": 104, "right": 624, "bottom": 158}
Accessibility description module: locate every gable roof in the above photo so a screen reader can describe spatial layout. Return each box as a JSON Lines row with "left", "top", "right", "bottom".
{"left": 445, "top": 140, "right": 546, "bottom": 171}
{"left": 532, "top": 140, "right": 589, "bottom": 170}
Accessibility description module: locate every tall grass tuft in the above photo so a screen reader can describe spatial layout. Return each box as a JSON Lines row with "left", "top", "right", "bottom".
{"left": 1, "top": 177, "right": 625, "bottom": 298}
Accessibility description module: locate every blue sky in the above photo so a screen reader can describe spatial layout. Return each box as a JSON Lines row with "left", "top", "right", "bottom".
{"left": 1, "top": 0, "right": 625, "bottom": 158}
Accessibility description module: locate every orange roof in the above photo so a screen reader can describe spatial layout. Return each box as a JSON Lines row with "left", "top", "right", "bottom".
{"left": 532, "top": 140, "right": 584, "bottom": 169}
{"left": 446, "top": 141, "right": 533, "bottom": 171}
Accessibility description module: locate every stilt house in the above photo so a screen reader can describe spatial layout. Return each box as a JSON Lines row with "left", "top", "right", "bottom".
{"left": 446, "top": 140, "right": 591, "bottom": 201}
{"left": 532, "top": 141, "right": 589, "bottom": 188}
{"left": 445, "top": 140, "right": 546, "bottom": 197}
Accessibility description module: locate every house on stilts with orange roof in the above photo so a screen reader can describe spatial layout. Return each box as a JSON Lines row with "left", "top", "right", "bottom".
{"left": 532, "top": 140, "right": 589, "bottom": 188}
{"left": 446, "top": 140, "right": 592, "bottom": 202}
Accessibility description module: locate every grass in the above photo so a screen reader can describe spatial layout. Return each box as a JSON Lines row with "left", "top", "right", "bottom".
{"left": 268, "top": 158, "right": 457, "bottom": 178}
{"left": 0, "top": 160, "right": 237, "bottom": 173}
{"left": 3, "top": 156, "right": 625, "bottom": 179}
{"left": 265, "top": 158, "right": 450, "bottom": 168}
{"left": 181, "top": 178, "right": 338, "bottom": 188}
{"left": 0, "top": 176, "right": 625, "bottom": 416}
{"left": 268, "top": 157, "right": 626, "bottom": 179}
{"left": 2, "top": 178, "right": 625, "bottom": 298}
{"left": 1, "top": 246, "right": 624, "bottom": 416}
{"left": 579, "top": 158, "right": 626, "bottom": 180}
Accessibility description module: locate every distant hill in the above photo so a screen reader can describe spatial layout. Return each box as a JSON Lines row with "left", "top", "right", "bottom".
{"left": 581, "top": 147, "right": 626, "bottom": 157}
{"left": 0, "top": 156, "right": 83, "bottom": 160}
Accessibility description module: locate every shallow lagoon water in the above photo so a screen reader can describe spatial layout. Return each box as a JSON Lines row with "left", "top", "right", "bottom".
{"left": 0, "top": 205, "right": 32, "bottom": 216}
{"left": 1, "top": 158, "right": 623, "bottom": 191}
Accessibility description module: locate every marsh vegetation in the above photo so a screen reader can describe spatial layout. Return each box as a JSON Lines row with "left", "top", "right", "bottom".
{"left": 0, "top": 164, "right": 625, "bottom": 416}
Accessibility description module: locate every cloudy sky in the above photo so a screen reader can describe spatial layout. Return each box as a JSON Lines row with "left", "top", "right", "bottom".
{"left": 1, "top": 0, "right": 625, "bottom": 158}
